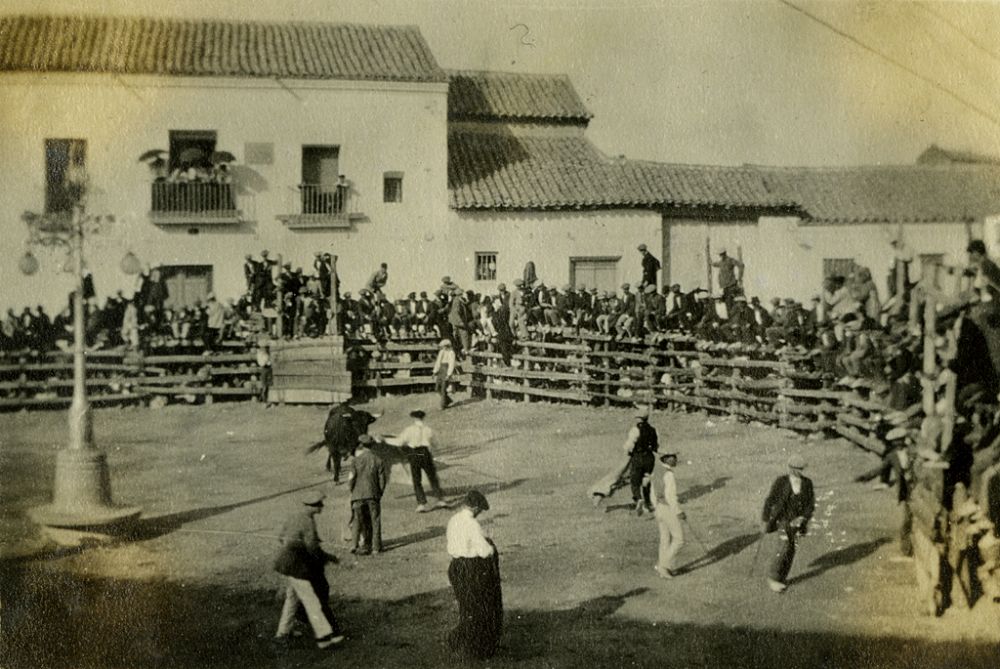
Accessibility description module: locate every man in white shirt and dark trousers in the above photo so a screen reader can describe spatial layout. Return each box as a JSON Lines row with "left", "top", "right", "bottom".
{"left": 398, "top": 409, "right": 449, "bottom": 512}
{"left": 653, "top": 450, "right": 685, "bottom": 579}
{"left": 445, "top": 490, "right": 502, "bottom": 659}
{"left": 433, "top": 339, "right": 457, "bottom": 409}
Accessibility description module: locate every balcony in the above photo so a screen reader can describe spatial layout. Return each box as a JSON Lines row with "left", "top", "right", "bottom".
{"left": 277, "top": 184, "right": 364, "bottom": 229}
{"left": 149, "top": 181, "right": 241, "bottom": 225}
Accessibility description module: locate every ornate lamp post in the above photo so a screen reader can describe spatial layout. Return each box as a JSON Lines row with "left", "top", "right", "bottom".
{"left": 22, "top": 189, "right": 142, "bottom": 545}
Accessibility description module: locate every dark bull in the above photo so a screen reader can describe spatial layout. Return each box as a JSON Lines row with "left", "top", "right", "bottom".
{"left": 306, "top": 402, "right": 380, "bottom": 482}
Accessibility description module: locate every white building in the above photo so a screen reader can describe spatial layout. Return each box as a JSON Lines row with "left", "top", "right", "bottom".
{"left": 0, "top": 14, "right": 450, "bottom": 311}
{"left": 1, "top": 13, "right": 998, "bottom": 314}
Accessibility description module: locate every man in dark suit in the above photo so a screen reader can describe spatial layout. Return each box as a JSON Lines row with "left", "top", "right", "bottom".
{"left": 638, "top": 243, "right": 661, "bottom": 290}
{"left": 349, "top": 435, "right": 388, "bottom": 555}
{"left": 761, "top": 454, "right": 815, "bottom": 592}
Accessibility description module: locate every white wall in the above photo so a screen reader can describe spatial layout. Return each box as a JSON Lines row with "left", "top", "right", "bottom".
{"left": 669, "top": 215, "right": 980, "bottom": 303}
{"left": 0, "top": 73, "right": 449, "bottom": 312}
{"left": 447, "top": 209, "right": 663, "bottom": 292}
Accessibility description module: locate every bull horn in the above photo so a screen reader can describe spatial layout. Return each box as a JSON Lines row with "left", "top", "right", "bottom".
{"left": 370, "top": 411, "right": 384, "bottom": 419}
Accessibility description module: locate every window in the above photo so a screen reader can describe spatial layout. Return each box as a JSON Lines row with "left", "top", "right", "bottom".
{"left": 823, "top": 258, "right": 856, "bottom": 280}
{"left": 161, "top": 265, "right": 213, "bottom": 309}
{"left": 301, "top": 146, "right": 342, "bottom": 214}
{"left": 475, "top": 253, "right": 498, "bottom": 281}
{"left": 169, "top": 130, "right": 216, "bottom": 171}
{"left": 570, "top": 257, "right": 619, "bottom": 293}
{"left": 44, "top": 138, "right": 86, "bottom": 214}
{"left": 383, "top": 172, "right": 403, "bottom": 203}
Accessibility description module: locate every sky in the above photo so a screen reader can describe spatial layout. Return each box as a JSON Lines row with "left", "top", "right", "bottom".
{"left": 6, "top": 0, "right": 1000, "bottom": 166}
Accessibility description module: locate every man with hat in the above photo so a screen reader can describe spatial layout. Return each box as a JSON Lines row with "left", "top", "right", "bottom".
{"left": 445, "top": 490, "right": 502, "bottom": 659}
{"left": 273, "top": 490, "right": 344, "bottom": 649}
{"left": 397, "top": 409, "right": 449, "bottom": 512}
{"left": 652, "top": 449, "right": 685, "bottom": 578}
{"left": 348, "top": 434, "right": 388, "bottom": 555}
{"left": 638, "top": 243, "right": 661, "bottom": 291}
{"left": 760, "top": 454, "right": 815, "bottom": 592}
{"left": 624, "top": 406, "right": 659, "bottom": 515}
{"left": 433, "top": 339, "right": 458, "bottom": 409}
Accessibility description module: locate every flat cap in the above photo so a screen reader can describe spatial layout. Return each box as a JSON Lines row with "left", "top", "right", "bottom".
{"left": 788, "top": 454, "right": 807, "bottom": 470}
{"left": 638, "top": 243, "right": 648, "bottom": 251}
{"left": 410, "top": 409, "right": 426, "bottom": 419}
{"left": 465, "top": 490, "right": 490, "bottom": 512}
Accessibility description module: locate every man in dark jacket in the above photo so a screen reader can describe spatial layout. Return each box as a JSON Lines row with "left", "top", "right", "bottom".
{"left": 638, "top": 244, "right": 661, "bottom": 290}
{"left": 624, "top": 406, "right": 659, "bottom": 515}
{"left": 273, "top": 491, "right": 343, "bottom": 649}
{"left": 349, "top": 435, "right": 389, "bottom": 555}
{"left": 761, "top": 455, "right": 815, "bottom": 592}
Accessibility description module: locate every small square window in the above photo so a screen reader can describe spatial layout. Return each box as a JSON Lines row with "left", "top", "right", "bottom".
{"left": 383, "top": 172, "right": 403, "bottom": 203}
{"left": 475, "top": 252, "right": 497, "bottom": 281}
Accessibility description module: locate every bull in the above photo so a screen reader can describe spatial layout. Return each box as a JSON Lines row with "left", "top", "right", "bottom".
{"left": 306, "top": 402, "right": 381, "bottom": 482}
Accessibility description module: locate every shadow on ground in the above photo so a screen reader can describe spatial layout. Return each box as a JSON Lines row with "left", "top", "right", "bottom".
{"left": 1, "top": 563, "right": 996, "bottom": 669}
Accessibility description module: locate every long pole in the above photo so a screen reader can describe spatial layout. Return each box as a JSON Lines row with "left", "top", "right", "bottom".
{"left": 69, "top": 205, "right": 92, "bottom": 451}
{"left": 330, "top": 254, "right": 339, "bottom": 336}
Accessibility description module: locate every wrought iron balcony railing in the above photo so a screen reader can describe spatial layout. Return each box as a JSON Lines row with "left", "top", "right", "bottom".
{"left": 149, "top": 181, "right": 241, "bottom": 224}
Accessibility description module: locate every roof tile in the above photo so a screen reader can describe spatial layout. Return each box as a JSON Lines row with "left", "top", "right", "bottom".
{"left": 448, "top": 70, "right": 592, "bottom": 122}
{"left": 0, "top": 14, "right": 447, "bottom": 82}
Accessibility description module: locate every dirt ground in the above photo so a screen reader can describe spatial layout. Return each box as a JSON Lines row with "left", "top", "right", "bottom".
{"left": 2, "top": 392, "right": 998, "bottom": 669}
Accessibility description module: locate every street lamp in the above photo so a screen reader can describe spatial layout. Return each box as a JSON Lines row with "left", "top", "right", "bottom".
{"left": 22, "top": 193, "right": 142, "bottom": 545}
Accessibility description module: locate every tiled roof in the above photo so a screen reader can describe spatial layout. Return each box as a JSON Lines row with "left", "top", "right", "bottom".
{"left": 448, "top": 70, "right": 592, "bottom": 122}
{"left": 448, "top": 128, "right": 790, "bottom": 210}
{"left": 0, "top": 15, "right": 447, "bottom": 82}
{"left": 759, "top": 165, "right": 1000, "bottom": 223}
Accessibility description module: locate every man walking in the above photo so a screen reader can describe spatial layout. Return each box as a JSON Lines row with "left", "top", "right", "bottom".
{"left": 652, "top": 450, "right": 684, "bottom": 579}
{"left": 398, "top": 409, "right": 449, "bottom": 512}
{"left": 624, "top": 407, "right": 659, "bottom": 515}
{"left": 349, "top": 435, "right": 388, "bottom": 555}
{"left": 272, "top": 491, "right": 344, "bottom": 650}
{"left": 760, "top": 454, "right": 815, "bottom": 592}
{"left": 433, "top": 339, "right": 458, "bottom": 409}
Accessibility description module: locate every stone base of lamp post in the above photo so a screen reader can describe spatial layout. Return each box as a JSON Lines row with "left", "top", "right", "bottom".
{"left": 28, "top": 449, "right": 142, "bottom": 547}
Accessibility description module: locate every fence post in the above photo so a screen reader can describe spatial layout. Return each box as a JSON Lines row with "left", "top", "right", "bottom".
{"left": 275, "top": 254, "right": 284, "bottom": 341}
{"left": 922, "top": 297, "right": 937, "bottom": 419}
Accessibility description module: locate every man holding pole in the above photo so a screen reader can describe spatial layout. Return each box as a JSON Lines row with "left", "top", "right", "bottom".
{"left": 760, "top": 454, "right": 815, "bottom": 593}
{"left": 652, "top": 450, "right": 684, "bottom": 579}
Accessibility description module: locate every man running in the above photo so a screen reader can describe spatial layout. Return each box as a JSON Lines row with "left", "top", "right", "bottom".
{"left": 761, "top": 454, "right": 815, "bottom": 593}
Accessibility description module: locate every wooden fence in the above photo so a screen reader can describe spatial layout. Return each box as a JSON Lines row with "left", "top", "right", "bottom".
{"left": 0, "top": 346, "right": 262, "bottom": 409}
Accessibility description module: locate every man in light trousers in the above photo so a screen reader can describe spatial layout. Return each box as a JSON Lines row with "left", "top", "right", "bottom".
{"left": 652, "top": 450, "right": 684, "bottom": 579}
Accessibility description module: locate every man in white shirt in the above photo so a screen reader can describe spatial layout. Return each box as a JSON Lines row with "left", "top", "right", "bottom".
{"left": 397, "top": 409, "right": 448, "bottom": 512}
{"left": 433, "top": 339, "right": 458, "bottom": 409}
{"left": 445, "top": 490, "right": 502, "bottom": 659}
{"left": 652, "top": 451, "right": 685, "bottom": 579}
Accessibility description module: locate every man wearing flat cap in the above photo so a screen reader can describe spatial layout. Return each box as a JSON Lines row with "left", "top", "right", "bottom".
{"left": 433, "top": 339, "right": 458, "bottom": 409}
{"left": 760, "top": 455, "right": 815, "bottom": 592}
{"left": 445, "top": 490, "right": 502, "bottom": 659}
{"left": 398, "top": 409, "right": 449, "bottom": 512}
{"left": 652, "top": 450, "right": 685, "bottom": 578}
{"left": 638, "top": 243, "right": 661, "bottom": 291}
{"left": 348, "top": 435, "right": 388, "bottom": 555}
{"left": 273, "top": 491, "right": 344, "bottom": 649}
{"left": 624, "top": 406, "right": 659, "bottom": 515}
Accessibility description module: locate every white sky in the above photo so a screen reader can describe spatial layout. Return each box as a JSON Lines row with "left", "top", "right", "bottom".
{"left": 7, "top": 0, "right": 1000, "bottom": 166}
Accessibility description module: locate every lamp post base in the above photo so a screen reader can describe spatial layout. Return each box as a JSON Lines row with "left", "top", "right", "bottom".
{"left": 28, "top": 449, "right": 141, "bottom": 547}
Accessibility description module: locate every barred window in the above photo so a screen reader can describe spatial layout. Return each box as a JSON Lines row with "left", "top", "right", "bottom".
{"left": 475, "top": 252, "right": 498, "bottom": 281}
{"left": 823, "top": 258, "right": 856, "bottom": 280}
